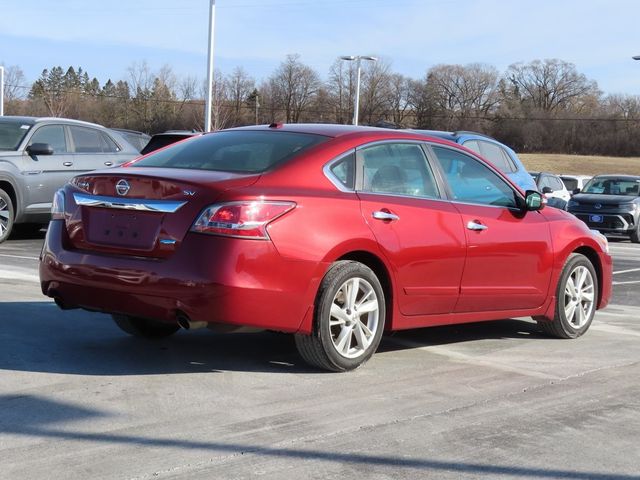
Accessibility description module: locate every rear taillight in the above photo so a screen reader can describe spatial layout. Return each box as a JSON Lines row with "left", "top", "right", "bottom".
{"left": 51, "top": 190, "right": 65, "bottom": 220}
{"left": 191, "top": 201, "right": 295, "bottom": 239}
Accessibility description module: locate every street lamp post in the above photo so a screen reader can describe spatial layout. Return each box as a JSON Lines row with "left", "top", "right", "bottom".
{"left": 340, "top": 55, "right": 377, "bottom": 125}
{"left": 204, "top": 0, "right": 216, "bottom": 132}
{"left": 0, "top": 66, "right": 4, "bottom": 117}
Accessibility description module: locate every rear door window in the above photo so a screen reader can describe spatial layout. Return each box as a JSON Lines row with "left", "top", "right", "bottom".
{"left": 70, "top": 126, "right": 120, "bottom": 153}
{"left": 358, "top": 143, "right": 439, "bottom": 198}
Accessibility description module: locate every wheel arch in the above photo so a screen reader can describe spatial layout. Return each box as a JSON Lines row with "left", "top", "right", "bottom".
{"left": 335, "top": 250, "right": 396, "bottom": 331}
{"left": 0, "top": 179, "right": 17, "bottom": 214}
{"left": 572, "top": 246, "right": 604, "bottom": 307}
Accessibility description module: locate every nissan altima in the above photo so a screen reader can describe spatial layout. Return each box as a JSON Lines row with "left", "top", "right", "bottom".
{"left": 39, "top": 124, "right": 612, "bottom": 371}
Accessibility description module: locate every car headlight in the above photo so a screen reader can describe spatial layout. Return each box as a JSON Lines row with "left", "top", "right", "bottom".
{"left": 618, "top": 203, "right": 637, "bottom": 212}
{"left": 567, "top": 199, "right": 579, "bottom": 209}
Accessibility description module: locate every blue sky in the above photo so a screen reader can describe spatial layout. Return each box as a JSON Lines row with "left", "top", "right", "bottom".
{"left": 1, "top": 0, "right": 639, "bottom": 95}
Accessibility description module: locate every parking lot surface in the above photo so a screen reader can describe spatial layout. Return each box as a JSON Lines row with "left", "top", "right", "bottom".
{"left": 1, "top": 232, "right": 639, "bottom": 479}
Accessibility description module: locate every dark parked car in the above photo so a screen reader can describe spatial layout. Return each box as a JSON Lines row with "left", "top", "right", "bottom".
{"left": 40, "top": 124, "right": 612, "bottom": 371}
{"left": 110, "top": 128, "right": 151, "bottom": 153}
{"left": 0, "top": 116, "right": 140, "bottom": 243}
{"left": 411, "top": 130, "right": 537, "bottom": 191}
{"left": 568, "top": 174, "right": 640, "bottom": 243}
{"left": 139, "top": 130, "right": 201, "bottom": 155}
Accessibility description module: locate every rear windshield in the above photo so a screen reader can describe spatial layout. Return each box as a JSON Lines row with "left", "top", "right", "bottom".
{"left": 560, "top": 177, "right": 578, "bottom": 191}
{"left": 134, "top": 130, "right": 328, "bottom": 173}
{"left": 0, "top": 121, "right": 32, "bottom": 150}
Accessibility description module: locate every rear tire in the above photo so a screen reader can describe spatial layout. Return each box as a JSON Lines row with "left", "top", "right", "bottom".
{"left": 0, "top": 189, "right": 15, "bottom": 244}
{"left": 112, "top": 314, "right": 179, "bottom": 338}
{"left": 295, "top": 261, "right": 385, "bottom": 372}
{"left": 538, "top": 253, "right": 597, "bottom": 339}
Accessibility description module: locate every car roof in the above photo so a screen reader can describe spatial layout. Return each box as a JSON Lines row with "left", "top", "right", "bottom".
{"left": 228, "top": 123, "right": 413, "bottom": 138}
{"left": 591, "top": 174, "right": 640, "bottom": 181}
{"left": 0, "top": 115, "right": 107, "bottom": 129}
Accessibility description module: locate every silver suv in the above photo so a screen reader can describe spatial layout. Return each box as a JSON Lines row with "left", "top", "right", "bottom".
{"left": 0, "top": 116, "right": 139, "bottom": 242}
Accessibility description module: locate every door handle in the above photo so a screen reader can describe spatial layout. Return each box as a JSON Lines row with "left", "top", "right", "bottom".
{"left": 104, "top": 161, "right": 113, "bottom": 167}
{"left": 372, "top": 210, "right": 399, "bottom": 222}
{"left": 467, "top": 220, "right": 488, "bottom": 231}
{"left": 63, "top": 162, "right": 73, "bottom": 167}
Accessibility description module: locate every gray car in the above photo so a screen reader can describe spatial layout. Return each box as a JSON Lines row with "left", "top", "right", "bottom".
{"left": 0, "top": 116, "right": 140, "bottom": 242}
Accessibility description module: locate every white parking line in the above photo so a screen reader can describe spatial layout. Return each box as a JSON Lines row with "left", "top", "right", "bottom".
{"left": 0, "top": 253, "right": 39, "bottom": 261}
{"left": 613, "top": 280, "right": 640, "bottom": 285}
{"left": 612, "top": 267, "right": 640, "bottom": 275}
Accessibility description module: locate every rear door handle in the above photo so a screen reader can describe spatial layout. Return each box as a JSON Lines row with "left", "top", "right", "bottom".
{"left": 63, "top": 162, "right": 73, "bottom": 167}
{"left": 467, "top": 220, "right": 488, "bottom": 231}
{"left": 104, "top": 161, "right": 113, "bottom": 167}
{"left": 372, "top": 211, "right": 399, "bottom": 222}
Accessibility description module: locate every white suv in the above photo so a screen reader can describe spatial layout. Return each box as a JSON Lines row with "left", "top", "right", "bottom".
{"left": 530, "top": 172, "right": 571, "bottom": 210}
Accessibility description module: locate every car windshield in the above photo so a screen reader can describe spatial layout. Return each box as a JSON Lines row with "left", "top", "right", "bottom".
{"left": 133, "top": 130, "right": 329, "bottom": 173}
{"left": 0, "top": 121, "right": 32, "bottom": 150}
{"left": 582, "top": 177, "right": 640, "bottom": 196}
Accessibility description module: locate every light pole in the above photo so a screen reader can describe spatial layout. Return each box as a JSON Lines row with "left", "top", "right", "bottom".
{"left": 204, "top": 0, "right": 216, "bottom": 132}
{"left": 0, "top": 66, "right": 4, "bottom": 116}
{"left": 340, "top": 55, "right": 377, "bottom": 125}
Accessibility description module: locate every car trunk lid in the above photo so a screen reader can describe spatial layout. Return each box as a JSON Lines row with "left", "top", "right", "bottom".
{"left": 65, "top": 167, "right": 259, "bottom": 257}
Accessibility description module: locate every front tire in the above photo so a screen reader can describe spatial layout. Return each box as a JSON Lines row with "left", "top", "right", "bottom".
{"left": 631, "top": 222, "right": 640, "bottom": 244}
{"left": 0, "top": 189, "right": 15, "bottom": 244}
{"left": 112, "top": 314, "right": 180, "bottom": 338}
{"left": 538, "top": 253, "right": 597, "bottom": 339}
{"left": 295, "top": 261, "right": 386, "bottom": 372}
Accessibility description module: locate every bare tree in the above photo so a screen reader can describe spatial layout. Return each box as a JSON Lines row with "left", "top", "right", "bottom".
{"left": 505, "top": 59, "right": 601, "bottom": 113}
{"left": 325, "top": 58, "right": 356, "bottom": 124}
{"left": 2, "top": 64, "right": 27, "bottom": 102}
{"left": 268, "top": 54, "right": 321, "bottom": 122}
{"left": 426, "top": 63, "right": 500, "bottom": 126}
{"left": 359, "top": 59, "right": 393, "bottom": 125}
{"left": 225, "top": 67, "right": 255, "bottom": 125}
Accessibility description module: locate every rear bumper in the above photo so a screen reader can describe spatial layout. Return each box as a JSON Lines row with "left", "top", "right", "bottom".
{"left": 39, "top": 220, "right": 324, "bottom": 333}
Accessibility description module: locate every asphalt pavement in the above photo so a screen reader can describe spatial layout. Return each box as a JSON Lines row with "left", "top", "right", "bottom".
{"left": 0, "top": 231, "right": 638, "bottom": 479}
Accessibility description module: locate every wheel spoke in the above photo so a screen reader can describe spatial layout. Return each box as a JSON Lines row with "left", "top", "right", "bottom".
{"left": 357, "top": 318, "right": 373, "bottom": 339}
{"left": 353, "top": 322, "right": 370, "bottom": 350}
{"left": 0, "top": 210, "right": 9, "bottom": 220}
{"left": 565, "top": 300, "right": 577, "bottom": 323}
{"left": 335, "top": 325, "right": 353, "bottom": 355}
{"left": 347, "top": 278, "right": 360, "bottom": 310}
{"left": 330, "top": 303, "right": 349, "bottom": 326}
{"left": 357, "top": 298, "right": 378, "bottom": 314}
{"left": 575, "top": 268, "right": 588, "bottom": 292}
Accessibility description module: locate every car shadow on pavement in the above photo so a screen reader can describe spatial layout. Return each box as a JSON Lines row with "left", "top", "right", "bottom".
{"left": 1, "top": 301, "right": 550, "bottom": 376}
{"left": 379, "top": 318, "right": 547, "bottom": 354}
{"left": 0, "top": 394, "right": 635, "bottom": 480}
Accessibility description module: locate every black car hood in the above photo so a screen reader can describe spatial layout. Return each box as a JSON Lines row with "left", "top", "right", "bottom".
{"left": 573, "top": 193, "right": 638, "bottom": 204}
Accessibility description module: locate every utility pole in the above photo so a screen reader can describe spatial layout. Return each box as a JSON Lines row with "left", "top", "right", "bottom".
{"left": 339, "top": 55, "right": 377, "bottom": 125}
{"left": 0, "top": 66, "right": 4, "bottom": 116}
{"left": 204, "top": 0, "right": 216, "bottom": 132}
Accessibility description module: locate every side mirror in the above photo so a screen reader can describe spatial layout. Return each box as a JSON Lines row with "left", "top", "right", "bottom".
{"left": 541, "top": 186, "right": 553, "bottom": 194}
{"left": 524, "top": 190, "right": 545, "bottom": 211}
{"left": 573, "top": 188, "right": 581, "bottom": 195}
{"left": 26, "top": 143, "right": 54, "bottom": 156}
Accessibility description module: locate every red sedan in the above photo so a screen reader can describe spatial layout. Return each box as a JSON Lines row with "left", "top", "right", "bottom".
{"left": 39, "top": 124, "right": 612, "bottom": 371}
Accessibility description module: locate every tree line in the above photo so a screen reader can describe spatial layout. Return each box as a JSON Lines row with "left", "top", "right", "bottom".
{"left": 3, "top": 56, "right": 640, "bottom": 156}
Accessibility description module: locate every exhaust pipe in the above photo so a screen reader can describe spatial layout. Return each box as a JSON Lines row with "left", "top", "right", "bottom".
{"left": 52, "top": 294, "right": 77, "bottom": 310}
{"left": 176, "top": 311, "right": 207, "bottom": 330}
